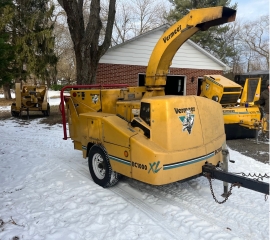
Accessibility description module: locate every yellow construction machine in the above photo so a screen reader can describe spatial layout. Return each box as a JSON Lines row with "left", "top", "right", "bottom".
{"left": 60, "top": 7, "right": 268, "bottom": 197}
{"left": 11, "top": 83, "right": 50, "bottom": 117}
{"left": 200, "top": 75, "right": 262, "bottom": 139}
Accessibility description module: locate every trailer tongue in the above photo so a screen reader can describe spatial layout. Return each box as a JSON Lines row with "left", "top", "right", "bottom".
{"left": 203, "top": 164, "right": 269, "bottom": 199}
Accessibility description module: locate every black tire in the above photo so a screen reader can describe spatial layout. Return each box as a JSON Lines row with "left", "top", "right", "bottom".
{"left": 11, "top": 111, "right": 20, "bottom": 117}
{"left": 88, "top": 144, "right": 120, "bottom": 188}
{"left": 11, "top": 103, "right": 19, "bottom": 117}
{"left": 42, "top": 103, "right": 50, "bottom": 116}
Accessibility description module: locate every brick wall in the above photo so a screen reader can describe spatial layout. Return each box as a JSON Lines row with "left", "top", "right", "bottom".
{"left": 96, "top": 63, "right": 223, "bottom": 95}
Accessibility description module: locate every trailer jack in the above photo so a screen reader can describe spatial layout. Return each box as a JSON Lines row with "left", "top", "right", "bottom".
{"left": 202, "top": 163, "right": 269, "bottom": 203}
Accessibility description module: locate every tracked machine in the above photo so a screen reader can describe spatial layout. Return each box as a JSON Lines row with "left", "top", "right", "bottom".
{"left": 200, "top": 75, "right": 262, "bottom": 139}
{"left": 11, "top": 83, "right": 50, "bottom": 117}
{"left": 61, "top": 7, "right": 268, "bottom": 201}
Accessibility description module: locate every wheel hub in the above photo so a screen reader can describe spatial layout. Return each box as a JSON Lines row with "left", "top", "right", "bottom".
{"left": 92, "top": 153, "right": 106, "bottom": 180}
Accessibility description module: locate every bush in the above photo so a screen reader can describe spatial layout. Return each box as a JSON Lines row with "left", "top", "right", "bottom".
{"left": 50, "top": 84, "right": 65, "bottom": 91}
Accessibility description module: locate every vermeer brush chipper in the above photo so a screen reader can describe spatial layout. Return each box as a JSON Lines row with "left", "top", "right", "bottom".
{"left": 60, "top": 7, "right": 269, "bottom": 202}
{"left": 11, "top": 82, "right": 50, "bottom": 117}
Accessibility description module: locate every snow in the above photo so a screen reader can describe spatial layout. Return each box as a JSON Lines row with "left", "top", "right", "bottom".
{"left": 0, "top": 92, "right": 269, "bottom": 240}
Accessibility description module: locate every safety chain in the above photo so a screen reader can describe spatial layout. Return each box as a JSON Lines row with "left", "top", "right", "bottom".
{"left": 206, "top": 172, "right": 269, "bottom": 203}
{"left": 233, "top": 172, "right": 269, "bottom": 181}
{"left": 234, "top": 173, "right": 270, "bottom": 202}
{"left": 205, "top": 173, "right": 239, "bottom": 204}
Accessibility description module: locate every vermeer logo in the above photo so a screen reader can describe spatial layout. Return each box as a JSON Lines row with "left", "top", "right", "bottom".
{"left": 179, "top": 110, "right": 195, "bottom": 134}
{"left": 163, "top": 25, "right": 181, "bottom": 43}
{"left": 91, "top": 94, "right": 99, "bottom": 104}
{"left": 174, "top": 107, "right": 195, "bottom": 114}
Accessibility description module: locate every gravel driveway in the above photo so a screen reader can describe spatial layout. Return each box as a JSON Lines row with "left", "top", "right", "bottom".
{"left": 227, "top": 137, "right": 269, "bottom": 164}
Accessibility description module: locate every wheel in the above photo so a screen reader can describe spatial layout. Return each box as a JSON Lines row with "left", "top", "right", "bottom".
{"left": 11, "top": 103, "right": 19, "bottom": 117}
{"left": 88, "top": 144, "right": 120, "bottom": 188}
{"left": 11, "top": 110, "right": 20, "bottom": 117}
{"left": 42, "top": 103, "right": 50, "bottom": 116}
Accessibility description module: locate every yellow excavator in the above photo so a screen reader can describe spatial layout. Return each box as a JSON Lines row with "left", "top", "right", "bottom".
{"left": 200, "top": 75, "right": 261, "bottom": 139}
{"left": 60, "top": 7, "right": 268, "bottom": 197}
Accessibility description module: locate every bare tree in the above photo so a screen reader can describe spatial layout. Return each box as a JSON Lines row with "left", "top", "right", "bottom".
{"left": 57, "top": 0, "right": 116, "bottom": 84}
{"left": 110, "top": 2, "right": 133, "bottom": 44}
{"left": 130, "top": 0, "right": 169, "bottom": 36}
{"left": 223, "top": 15, "right": 269, "bottom": 75}
{"left": 52, "top": 0, "right": 170, "bottom": 81}
{"left": 240, "top": 15, "right": 269, "bottom": 71}
{"left": 107, "top": 0, "right": 170, "bottom": 45}
{"left": 54, "top": 21, "right": 76, "bottom": 84}
{"left": 223, "top": 21, "right": 246, "bottom": 74}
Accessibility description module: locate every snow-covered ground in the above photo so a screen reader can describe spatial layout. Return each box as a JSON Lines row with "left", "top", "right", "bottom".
{"left": 0, "top": 92, "right": 269, "bottom": 240}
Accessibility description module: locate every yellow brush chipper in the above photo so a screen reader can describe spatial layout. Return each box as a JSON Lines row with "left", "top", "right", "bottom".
{"left": 200, "top": 75, "right": 262, "bottom": 139}
{"left": 11, "top": 83, "right": 50, "bottom": 117}
{"left": 60, "top": 7, "right": 268, "bottom": 202}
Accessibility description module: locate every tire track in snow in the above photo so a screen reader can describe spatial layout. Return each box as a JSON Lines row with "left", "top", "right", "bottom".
{"left": 185, "top": 179, "right": 267, "bottom": 220}
{"left": 125, "top": 178, "right": 267, "bottom": 239}
{"left": 183, "top": 180, "right": 268, "bottom": 238}
{"left": 35, "top": 146, "right": 265, "bottom": 240}
{"left": 111, "top": 186, "right": 182, "bottom": 240}
{"left": 59, "top": 157, "right": 182, "bottom": 239}
{"left": 58, "top": 156, "right": 240, "bottom": 239}
{"left": 125, "top": 179, "right": 237, "bottom": 236}
{"left": 51, "top": 144, "right": 268, "bottom": 239}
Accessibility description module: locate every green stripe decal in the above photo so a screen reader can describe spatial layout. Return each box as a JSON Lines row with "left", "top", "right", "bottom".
{"left": 223, "top": 112, "right": 250, "bottom": 115}
{"left": 109, "top": 155, "right": 131, "bottom": 166}
{"left": 163, "top": 152, "right": 215, "bottom": 170}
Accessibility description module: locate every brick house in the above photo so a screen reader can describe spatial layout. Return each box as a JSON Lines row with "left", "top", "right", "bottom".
{"left": 96, "top": 25, "right": 230, "bottom": 96}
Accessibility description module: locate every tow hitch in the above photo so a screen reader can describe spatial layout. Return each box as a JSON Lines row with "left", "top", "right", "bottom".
{"left": 202, "top": 163, "right": 269, "bottom": 195}
{"left": 202, "top": 163, "right": 269, "bottom": 203}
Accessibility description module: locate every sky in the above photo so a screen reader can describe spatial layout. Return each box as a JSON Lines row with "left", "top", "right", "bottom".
{"left": 0, "top": 92, "right": 269, "bottom": 240}
{"left": 231, "top": 0, "right": 269, "bottom": 21}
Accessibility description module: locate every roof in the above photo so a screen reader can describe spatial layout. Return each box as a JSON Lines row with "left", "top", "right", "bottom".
{"left": 105, "top": 24, "right": 230, "bottom": 71}
{"left": 237, "top": 70, "right": 269, "bottom": 76}
{"left": 107, "top": 25, "right": 170, "bottom": 51}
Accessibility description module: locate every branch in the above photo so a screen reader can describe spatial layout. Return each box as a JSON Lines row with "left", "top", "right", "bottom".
{"left": 60, "top": 0, "right": 84, "bottom": 47}
{"left": 83, "top": 0, "right": 102, "bottom": 48}
{"left": 58, "top": 0, "right": 64, "bottom": 8}
{"left": 99, "top": 0, "right": 116, "bottom": 56}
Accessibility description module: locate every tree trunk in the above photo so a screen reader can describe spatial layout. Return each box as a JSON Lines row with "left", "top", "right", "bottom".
{"left": 58, "top": 0, "right": 116, "bottom": 85}
{"left": 76, "top": 43, "right": 100, "bottom": 85}
{"left": 46, "top": 77, "right": 51, "bottom": 88}
{"left": 3, "top": 83, "right": 12, "bottom": 100}
{"left": 52, "top": 75, "right": 57, "bottom": 85}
